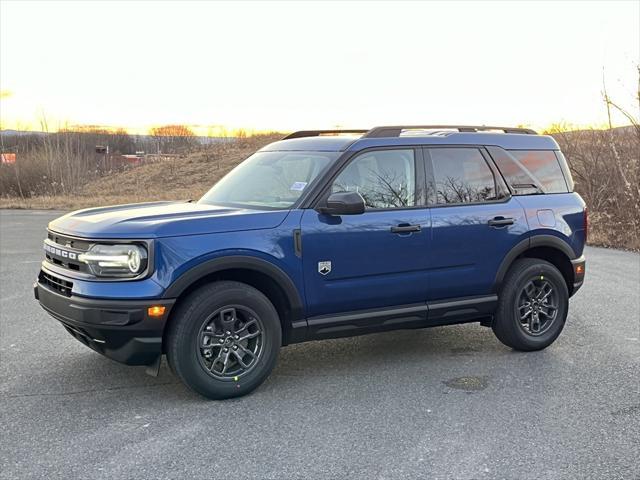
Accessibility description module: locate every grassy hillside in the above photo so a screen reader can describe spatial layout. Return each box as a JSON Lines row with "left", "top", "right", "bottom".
{"left": 0, "top": 136, "right": 275, "bottom": 209}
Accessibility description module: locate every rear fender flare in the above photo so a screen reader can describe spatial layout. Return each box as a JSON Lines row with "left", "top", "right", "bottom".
{"left": 493, "top": 235, "right": 576, "bottom": 292}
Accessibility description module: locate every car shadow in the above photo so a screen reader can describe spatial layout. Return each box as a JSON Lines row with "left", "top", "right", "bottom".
{"left": 6, "top": 323, "right": 532, "bottom": 402}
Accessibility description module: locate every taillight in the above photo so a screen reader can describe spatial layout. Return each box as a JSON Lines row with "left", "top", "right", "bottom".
{"left": 583, "top": 208, "right": 589, "bottom": 242}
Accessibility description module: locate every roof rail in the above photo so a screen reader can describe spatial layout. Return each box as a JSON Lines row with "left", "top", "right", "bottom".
{"left": 282, "top": 129, "right": 369, "bottom": 140}
{"left": 362, "top": 125, "right": 537, "bottom": 138}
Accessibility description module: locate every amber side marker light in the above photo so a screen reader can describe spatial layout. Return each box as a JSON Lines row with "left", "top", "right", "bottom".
{"left": 148, "top": 305, "right": 166, "bottom": 317}
{"left": 575, "top": 265, "right": 585, "bottom": 275}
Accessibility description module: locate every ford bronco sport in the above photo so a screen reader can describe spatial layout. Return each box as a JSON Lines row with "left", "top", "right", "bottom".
{"left": 35, "top": 125, "right": 587, "bottom": 399}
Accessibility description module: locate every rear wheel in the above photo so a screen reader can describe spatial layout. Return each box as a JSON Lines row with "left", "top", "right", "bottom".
{"left": 492, "top": 258, "right": 569, "bottom": 351}
{"left": 166, "top": 281, "right": 281, "bottom": 399}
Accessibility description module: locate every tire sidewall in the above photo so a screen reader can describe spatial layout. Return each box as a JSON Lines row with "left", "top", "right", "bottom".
{"left": 171, "top": 283, "right": 281, "bottom": 399}
{"left": 500, "top": 260, "right": 569, "bottom": 350}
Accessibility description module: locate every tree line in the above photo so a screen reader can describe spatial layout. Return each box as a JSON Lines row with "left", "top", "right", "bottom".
{"left": 0, "top": 124, "right": 203, "bottom": 198}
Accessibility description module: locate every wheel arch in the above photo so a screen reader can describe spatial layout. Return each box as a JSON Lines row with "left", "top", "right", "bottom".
{"left": 162, "top": 256, "right": 305, "bottom": 346}
{"left": 494, "top": 235, "right": 577, "bottom": 296}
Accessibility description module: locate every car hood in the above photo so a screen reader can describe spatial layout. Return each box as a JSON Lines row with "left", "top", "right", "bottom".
{"left": 48, "top": 201, "right": 290, "bottom": 239}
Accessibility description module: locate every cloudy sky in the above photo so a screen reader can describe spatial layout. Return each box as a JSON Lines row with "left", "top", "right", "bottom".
{"left": 1, "top": 0, "right": 638, "bottom": 133}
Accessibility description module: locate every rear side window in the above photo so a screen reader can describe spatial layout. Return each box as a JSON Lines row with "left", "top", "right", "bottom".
{"left": 510, "top": 151, "right": 568, "bottom": 193}
{"left": 488, "top": 147, "right": 569, "bottom": 194}
{"left": 429, "top": 148, "right": 499, "bottom": 204}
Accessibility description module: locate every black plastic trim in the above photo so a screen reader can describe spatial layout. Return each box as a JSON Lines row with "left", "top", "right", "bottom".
{"left": 428, "top": 295, "right": 497, "bottom": 321}
{"left": 493, "top": 235, "right": 578, "bottom": 292}
{"left": 35, "top": 281, "right": 174, "bottom": 326}
{"left": 282, "top": 129, "right": 368, "bottom": 140}
{"left": 293, "top": 229, "right": 302, "bottom": 258}
{"left": 162, "top": 255, "right": 304, "bottom": 322}
{"left": 493, "top": 238, "right": 530, "bottom": 293}
{"left": 363, "top": 125, "right": 537, "bottom": 137}
{"left": 297, "top": 295, "right": 498, "bottom": 342}
{"left": 529, "top": 235, "right": 576, "bottom": 258}
{"left": 35, "top": 281, "right": 174, "bottom": 365}
{"left": 570, "top": 255, "right": 586, "bottom": 295}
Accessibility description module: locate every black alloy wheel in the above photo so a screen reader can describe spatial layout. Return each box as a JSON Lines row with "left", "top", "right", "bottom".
{"left": 516, "top": 277, "right": 559, "bottom": 336}
{"left": 197, "top": 306, "right": 264, "bottom": 380}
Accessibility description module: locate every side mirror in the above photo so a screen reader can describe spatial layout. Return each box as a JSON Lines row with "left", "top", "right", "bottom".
{"left": 317, "top": 191, "right": 365, "bottom": 215}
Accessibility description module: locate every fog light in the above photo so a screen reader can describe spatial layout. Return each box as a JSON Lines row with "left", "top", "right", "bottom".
{"left": 148, "top": 305, "right": 166, "bottom": 317}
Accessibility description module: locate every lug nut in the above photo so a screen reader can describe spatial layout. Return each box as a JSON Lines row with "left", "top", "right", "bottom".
{"left": 219, "top": 339, "right": 224, "bottom": 343}
{"left": 223, "top": 348, "right": 229, "bottom": 352}
{"left": 233, "top": 345, "right": 238, "bottom": 350}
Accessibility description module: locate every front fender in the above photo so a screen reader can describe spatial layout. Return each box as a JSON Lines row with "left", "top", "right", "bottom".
{"left": 162, "top": 253, "right": 303, "bottom": 315}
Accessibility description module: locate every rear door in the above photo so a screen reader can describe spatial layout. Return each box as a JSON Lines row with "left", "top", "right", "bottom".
{"left": 300, "top": 148, "right": 431, "bottom": 317}
{"left": 424, "top": 147, "right": 528, "bottom": 300}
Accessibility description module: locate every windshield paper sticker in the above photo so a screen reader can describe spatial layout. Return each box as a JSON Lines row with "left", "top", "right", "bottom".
{"left": 290, "top": 181, "right": 307, "bottom": 191}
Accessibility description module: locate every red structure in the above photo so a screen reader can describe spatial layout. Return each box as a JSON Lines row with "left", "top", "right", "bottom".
{"left": 0, "top": 153, "right": 16, "bottom": 164}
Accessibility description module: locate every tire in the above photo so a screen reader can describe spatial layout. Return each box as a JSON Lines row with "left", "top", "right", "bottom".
{"left": 492, "top": 258, "right": 569, "bottom": 351}
{"left": 166, "top": 281, "right": 281, "bottom": 399}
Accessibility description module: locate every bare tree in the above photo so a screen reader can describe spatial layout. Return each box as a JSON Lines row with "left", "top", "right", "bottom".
{"left": 548, "top": 66, "right": 639, "bottom": 249}
{"left": 149, "top": 125, "right": 199, "bottom": 154}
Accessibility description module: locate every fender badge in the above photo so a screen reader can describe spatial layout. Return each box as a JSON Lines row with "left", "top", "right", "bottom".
{"left": 318, "top": 261, "right": 332, "bottom": 276}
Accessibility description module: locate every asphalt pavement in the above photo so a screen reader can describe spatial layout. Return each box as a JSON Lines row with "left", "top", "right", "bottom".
{"left": 1, "top": 209, "right": 638, "bottom": 480}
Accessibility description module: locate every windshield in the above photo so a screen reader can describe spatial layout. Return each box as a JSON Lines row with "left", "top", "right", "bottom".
{"left": 198, "top": 150, "right": 338, "bottom": 209}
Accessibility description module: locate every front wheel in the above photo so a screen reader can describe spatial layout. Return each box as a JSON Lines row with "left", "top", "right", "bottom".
{"left": 492, "top": 258, "right": 569, "bottom": 351}
{"left": 166, "top": 281, "right": 281, "bottom": 399}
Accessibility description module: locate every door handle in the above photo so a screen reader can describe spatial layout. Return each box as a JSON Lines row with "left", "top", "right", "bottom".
{"left": 488, "top": 216, "right": 515, "bottom": 227}
{"left": 391, "top": 224, "right": 421, "bottom": 234}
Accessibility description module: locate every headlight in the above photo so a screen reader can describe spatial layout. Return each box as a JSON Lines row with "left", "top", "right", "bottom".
{"left": 78, "top": 244, "right": 148, "bottom": 277}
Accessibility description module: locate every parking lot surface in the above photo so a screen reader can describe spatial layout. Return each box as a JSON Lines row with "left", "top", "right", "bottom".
{"left": 1, "top": 209, "right": 638, "bottom": 479}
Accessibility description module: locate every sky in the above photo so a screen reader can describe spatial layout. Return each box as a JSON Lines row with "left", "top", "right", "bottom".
{"left": 0, "top": 0, "right": 638, "bottom": 134}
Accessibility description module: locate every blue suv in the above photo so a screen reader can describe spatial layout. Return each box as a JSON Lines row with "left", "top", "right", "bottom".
{"left": 34, "top": 125, "right": 587, "bottom": 399}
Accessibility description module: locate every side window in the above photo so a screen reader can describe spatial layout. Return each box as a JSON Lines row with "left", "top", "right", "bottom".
{"left": 429, "top": 148, "right": 499, "bottom": 204}
{"left": 509, "top": 150, "right": 568, "bottom": 193}
{"left": 488, "top": 147, "right": 569, "bottom": 194}
{"left": 332, "top": 149, "right": 416, "bottom": 209}
{"left": 486, "top": 146, "right": 537, "bottom": 193}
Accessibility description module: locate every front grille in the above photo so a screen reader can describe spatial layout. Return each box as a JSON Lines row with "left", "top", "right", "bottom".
{"left": 39, "top": 270, "right": 73, "bottom": 297}
{"left": 44, "top": 231, "right": 91, "bottom": 274}
{"left": 47, "top": 232, "right": 92, "bottom": 251}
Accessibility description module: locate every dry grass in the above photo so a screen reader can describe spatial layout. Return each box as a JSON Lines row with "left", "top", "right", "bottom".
{"left": 0, "top": 137, "right": 273, "bottom": 210}
{"left": 80, "top": 144, "right": 256, "bottom": 201}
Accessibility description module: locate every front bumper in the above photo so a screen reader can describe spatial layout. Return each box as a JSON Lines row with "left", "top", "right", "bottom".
{"left": 34, "top": 280, "right": 175, "bottom": 366}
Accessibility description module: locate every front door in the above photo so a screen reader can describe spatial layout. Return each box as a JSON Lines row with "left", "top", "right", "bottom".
{"left": 300, "top": 148, "right": 431, "bottom": 317}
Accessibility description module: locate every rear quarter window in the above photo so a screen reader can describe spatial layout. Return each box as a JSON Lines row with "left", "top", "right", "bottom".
{"left": 487, "top": 147, "right": 569, "bottom": 194}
